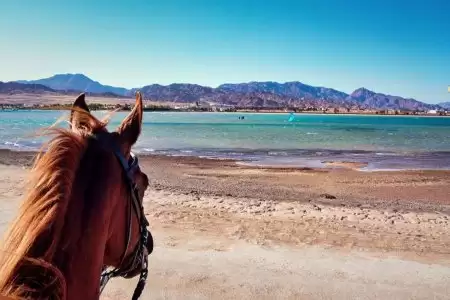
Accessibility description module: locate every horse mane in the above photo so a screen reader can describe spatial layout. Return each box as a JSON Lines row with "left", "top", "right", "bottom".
{"left": 0, "top": 109, "right": 111, "bottom": 299}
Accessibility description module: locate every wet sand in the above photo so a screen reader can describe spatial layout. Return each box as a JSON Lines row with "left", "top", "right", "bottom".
{"left": 0, "top": 150, "right": 450, "bottom": 299}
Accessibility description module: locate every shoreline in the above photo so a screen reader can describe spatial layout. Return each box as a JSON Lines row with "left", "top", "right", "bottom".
{"left": 2, "top": 148, "right": 450, "bottom": 213}
{"left": 1, "top": 148, "right": 450, "bottom": 298}
{"left": 1, "top": 157, "right": 450, "bottom": 261}
{"left": 2, "top": 147, "right": 450, "bottom": 173}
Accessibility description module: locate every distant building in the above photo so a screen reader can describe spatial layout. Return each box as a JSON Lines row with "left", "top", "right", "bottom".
{"left": 427, "top": 109, "right": 438, "bottom": 114}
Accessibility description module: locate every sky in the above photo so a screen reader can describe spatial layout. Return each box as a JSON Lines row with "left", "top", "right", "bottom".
{"left": 0, "top": 0, "right": 449, "bottom": 103}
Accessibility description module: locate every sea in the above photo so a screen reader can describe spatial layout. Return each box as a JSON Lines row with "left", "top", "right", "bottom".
{"left": 1, "top": 110, "right": 450, "bottom": 171}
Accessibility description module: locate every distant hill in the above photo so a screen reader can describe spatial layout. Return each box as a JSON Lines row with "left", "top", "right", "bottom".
{"left": 1, "top": 80, "right": 124, "bottom": 99}
{"left": 438, "top": 102, "right": 450, "bottom": 109}
{"left": 218, "top": 81, "right": 349, "bottom": 102}
{"left": 0, "top": 81, "right": 55, "bottom": 94}
{"left": 18, "top": 74, "right": 129, "bottom": 96}
{"left": 215, "top": 82, "right": 437, "bottom": 111}
{"left": 137, "top": 82, "right": 359, "bottom": 108}
{"left": 139, "top": 83, "right": 215, "bottom": 102}
{"left": 347, "top": 88, "right": 439, "bottom": 111}
{"left": 13, "top": 73, "right": 441, "bottom": 111}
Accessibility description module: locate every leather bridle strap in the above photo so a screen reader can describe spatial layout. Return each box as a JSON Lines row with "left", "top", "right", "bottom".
{"left": 89, "top": 133, "right": 150, "bottom": 299}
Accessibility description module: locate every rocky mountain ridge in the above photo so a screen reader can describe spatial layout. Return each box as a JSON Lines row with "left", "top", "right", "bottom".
{"left": 9, "top": 73, "right": 443, "bottom": 111}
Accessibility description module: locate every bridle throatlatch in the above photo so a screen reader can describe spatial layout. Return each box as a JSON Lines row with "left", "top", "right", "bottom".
{"left": 91, "top": 133, "right": 153, "bottom": 300}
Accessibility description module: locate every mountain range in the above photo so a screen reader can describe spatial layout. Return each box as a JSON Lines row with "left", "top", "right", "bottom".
{"left": 4, "top": 73, "right": 444, "bottom": 111}
{"left": 17, "top": 74, "right": 129, "bottom": 96}
{"left": 438, "top": 102, "right": 450, "bottom": 109}
{"left": 0, "top": 81, "right": 54, "bottom": 94}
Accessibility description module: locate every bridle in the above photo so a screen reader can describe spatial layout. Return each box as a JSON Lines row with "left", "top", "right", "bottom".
{"left": 90, "top": 132, "right": 152, "bottom": 300}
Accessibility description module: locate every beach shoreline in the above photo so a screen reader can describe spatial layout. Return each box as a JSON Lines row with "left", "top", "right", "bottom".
{"left": 2, "top": 148, "right": 450, "bottom": 216}
{"left": 3, "top": 146, "right": 450, "bottom": 171}
{"left": 2, "top": 110, "right": 450, "bottom": 174}
{"left": 1, "top": 148, "right": 450, "bottom": 299}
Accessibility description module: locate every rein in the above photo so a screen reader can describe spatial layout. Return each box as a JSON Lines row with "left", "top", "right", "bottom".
{"left": 89, "top": 133, "right": 151, "bottom": 300}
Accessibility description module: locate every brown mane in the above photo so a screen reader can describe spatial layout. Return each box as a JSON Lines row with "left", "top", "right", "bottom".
{"left": 0, "top": 110, "right": 110, "bottom": 299}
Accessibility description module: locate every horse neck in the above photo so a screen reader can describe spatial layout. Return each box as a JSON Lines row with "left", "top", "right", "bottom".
{"left": 60, "top": 196, "right": 109, "bottom": 300}
{"left": 35, "top": 147, "right": 123, "bottom": 300}
{"left": 59, "top": 160, "right": 122, "bottom": 300}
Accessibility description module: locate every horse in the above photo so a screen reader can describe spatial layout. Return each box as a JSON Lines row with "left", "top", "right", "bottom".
{"left": 0, "top": 92, "right": 153, "bottom": 300}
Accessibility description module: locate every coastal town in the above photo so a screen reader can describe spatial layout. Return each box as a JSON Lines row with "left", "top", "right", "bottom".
{"left": 0, "top": 101, "right": 448, "bottom": 116}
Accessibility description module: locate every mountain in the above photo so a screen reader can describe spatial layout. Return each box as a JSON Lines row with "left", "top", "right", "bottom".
{"left": 18, "top": 74, "right": 129, "bottom": 96}
{"left": 0, "top": 81, "right": 55, "bottom": 94}
{"left": 139, "top": 83, "right": 214, "bottom": 102}
{"left": 347, "top": 88, "right": 439, "bottom": 111}
{"left": 438, "top": 102, "right": 450, "bottom": 109}
{"left": 218, "top": 81, "right": 349, "bottom": 101}
{"left": 216, "top": 82, "right": 437, "bottom": 111}
{"left": 200, "top": 90, "right": 361, "bottom": 109}
{"left": 13, "top": 73, "right": 439, "bottom": 111}
{"left": 347, "top": 87, "right": 376, "bottom": 102}
{"left": 201, "top": 91, "right": 292, "bottom": 108}
{"left": 136, "top": 82, "right": 359, "bottom": 108}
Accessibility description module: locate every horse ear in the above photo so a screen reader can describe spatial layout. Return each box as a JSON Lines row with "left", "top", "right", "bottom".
{"left": 70, "top": 93, "right": 91, "bottom": 130}
{"left": 117, "top": 92, "right": 143, "bottom": 150}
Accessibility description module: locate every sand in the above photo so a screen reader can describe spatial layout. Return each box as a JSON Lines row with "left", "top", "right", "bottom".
{"left": 0, "top": 151, "right": 449, "bottom": 299}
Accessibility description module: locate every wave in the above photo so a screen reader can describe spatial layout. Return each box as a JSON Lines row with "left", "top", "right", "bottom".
{"left": 2, "top": 136, "right": 450, "bottom": 171}
{"left": 131, "top": 147, "right": 450, "bottom": 171}
{"left": 2, "top": 140, "right": 38, "bottom": 151}
{"left": 4, "top": 141, "right": 21, "bottom": 148}
{"left": 268, "top": 151, "right": 288, "bottom": 156}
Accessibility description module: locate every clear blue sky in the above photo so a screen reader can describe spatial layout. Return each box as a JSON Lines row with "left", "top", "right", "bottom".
{"left": 0, "top": 0, "right": 449, "bottom": 103}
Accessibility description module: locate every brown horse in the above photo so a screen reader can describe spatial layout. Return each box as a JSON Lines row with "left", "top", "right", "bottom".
{"left": 0, "top": 92, "right": 153, "bottom": 300}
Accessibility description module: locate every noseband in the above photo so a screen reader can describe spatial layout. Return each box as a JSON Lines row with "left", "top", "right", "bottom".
{"left": 90, "top": 132, "right": 152, "bottom": 300}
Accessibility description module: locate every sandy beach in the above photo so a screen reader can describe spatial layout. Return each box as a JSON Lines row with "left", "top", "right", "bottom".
{"left": 0, "top": 150, "right": 449, "bottom": 299}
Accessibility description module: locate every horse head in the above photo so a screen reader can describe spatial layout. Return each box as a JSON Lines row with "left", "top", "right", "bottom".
{"left": 0, "top": 92, "right": 153, "bottom": 300}
{"left": 70, "top": 92, "right": 153, "bottom": 297}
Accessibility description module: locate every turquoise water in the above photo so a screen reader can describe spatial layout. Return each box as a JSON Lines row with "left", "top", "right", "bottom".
{"left": 1, "top": 110, "right": 450, "bottom": 170}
